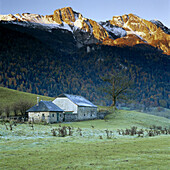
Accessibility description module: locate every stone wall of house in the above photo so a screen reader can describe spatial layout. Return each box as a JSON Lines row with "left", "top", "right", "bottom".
{"left": 77, "top": 107, "right": 97, "bottom": 120}
{"left": 64, "top": 114, "right": 78, "bottom": 122}
{"left": 53, "top": 98, "right": 78, "bottom": 113}
{"left": 49, "top": 112, "right": 64, "bottom": 123}
{"left": 28, "top": 112, "right": 63, "bottom": 123}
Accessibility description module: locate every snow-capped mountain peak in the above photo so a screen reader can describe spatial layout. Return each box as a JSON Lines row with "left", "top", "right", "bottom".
{"left": 0, "top": 7, "right": 169, "bottom": 54}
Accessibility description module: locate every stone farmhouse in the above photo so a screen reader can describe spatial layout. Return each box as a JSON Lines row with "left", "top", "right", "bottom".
{"left": 53, "top": 93, "right": 98, "bottom": 121}
{"left": 27, "top": 99, "right": 64, "bottom": 123}
{"left": 27, "top": 94, "right": 98, "bottom": 123}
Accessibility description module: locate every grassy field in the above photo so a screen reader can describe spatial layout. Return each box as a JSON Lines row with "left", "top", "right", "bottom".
{"left": 0, "top": 87, "right": 54, "bottom": 108}
{"left": 69, "top": 109, "right": 170, "bottom": 129}
{"left": 0, "top": 109, "right": 170, "bottom": 169}
{"left": 1, "top": 136, "right": 170, "bottom": 170}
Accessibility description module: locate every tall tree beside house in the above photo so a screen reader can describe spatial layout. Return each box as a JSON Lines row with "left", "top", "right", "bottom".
{"left": 17, "top": 100, "right": 34, "bottom": 117}
{"left": 100, "top": 68, "right": 135, "bottom": 107}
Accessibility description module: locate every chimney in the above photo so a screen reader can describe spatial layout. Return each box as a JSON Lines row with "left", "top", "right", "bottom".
{"left": 37, "top": 97, "right": 39, "bottom": 106}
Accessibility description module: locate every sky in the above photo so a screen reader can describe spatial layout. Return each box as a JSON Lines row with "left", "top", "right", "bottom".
{"left": 0, "top": 0, "right": 170, "bottom": 28}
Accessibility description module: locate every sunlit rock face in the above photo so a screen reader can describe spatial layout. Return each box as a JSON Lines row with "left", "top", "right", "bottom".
{"left": 53, "top": 7, "right": 109, "bottom": 45}
{"left": 0, "top": 7, "right": 169, "bottom": 53}
{"left": 106, "top": 14, "right": 170, "bottom": 53}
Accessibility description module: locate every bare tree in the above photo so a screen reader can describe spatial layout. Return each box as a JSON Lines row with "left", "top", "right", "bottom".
{"left": 12, "top": 104, "right": 19, "bottom": 116}
{"left": 17, "top": 100, "right": 34, "bottom": 117}
{"left": 100, "top": 68, "right": 134, "bottom": 107}
{"left": 0, "top": 106, "right": 3, "bottom": 117}
{"left": 4, "top": 106, "right": 10, "bottom": 117}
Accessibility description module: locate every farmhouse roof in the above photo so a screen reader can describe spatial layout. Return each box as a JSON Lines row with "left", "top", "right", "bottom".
{"left": 26, "top": 101, "right": 63, "bottom": 112}
{"left": 57, "top": 93, "right": 97, "bottom": 107}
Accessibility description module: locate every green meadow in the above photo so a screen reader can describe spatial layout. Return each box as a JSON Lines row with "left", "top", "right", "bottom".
{"left": 0, "top": 87, "right": 170, "bottom": 169}
{"left": 1, "top": 136, "right": 170, "bottom": 170}
{"left": 0, "top": 87, "right": 54, "bottom": 108}
{"left": 0, "top": 109, "right": 170, "bottom": 169}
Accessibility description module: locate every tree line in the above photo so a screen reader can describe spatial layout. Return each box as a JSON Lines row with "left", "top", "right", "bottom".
{"left": 0, "top": 100, "right": 34, "bottom": 118}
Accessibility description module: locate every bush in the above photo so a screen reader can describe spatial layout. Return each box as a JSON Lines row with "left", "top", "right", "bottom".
{"left": 117, "top": 125, "right": 170, "bottom": 137}
{"left": 51, "top": 126, "right": 74, "bottom": 137}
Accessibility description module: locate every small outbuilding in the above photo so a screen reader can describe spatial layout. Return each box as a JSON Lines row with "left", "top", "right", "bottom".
{"left": 27, "top": 100, "right": 64, "bottom": 123}
{"left": 53, "top": 93, "right": 97, "bottom": 121}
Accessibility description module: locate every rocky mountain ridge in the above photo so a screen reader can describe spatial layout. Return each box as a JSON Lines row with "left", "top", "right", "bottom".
{"left": 0, "top": 7, "right": 169, "bottom": 53}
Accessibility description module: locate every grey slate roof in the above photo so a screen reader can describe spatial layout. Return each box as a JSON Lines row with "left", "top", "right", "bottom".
{"left": 26, "top": 101, "right": 63, "bottom": 112}
{"left": 58, "top": 93, "right": 97, "bottom": 108}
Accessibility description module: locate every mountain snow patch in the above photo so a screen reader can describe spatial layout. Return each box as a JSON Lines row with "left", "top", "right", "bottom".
{"left": 103, "top": 24, "right": 127, "bottom": 37}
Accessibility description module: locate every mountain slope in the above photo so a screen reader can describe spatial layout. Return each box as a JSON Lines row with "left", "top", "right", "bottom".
{"left": 0, "top": 21, "right": 169, "bottom": 108}
{"left": 0, "top": 7, "right": 170, "bottom": 109}
{"left": 0, "top": 7, "right": 169, "bottom": 53}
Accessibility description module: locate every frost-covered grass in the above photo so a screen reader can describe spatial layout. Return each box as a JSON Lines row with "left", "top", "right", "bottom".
{"left": 0, "top": 109, "right": 170, "bottom": 169}
{"left": 0, "top": 121, "right": 134, "bottom": 142}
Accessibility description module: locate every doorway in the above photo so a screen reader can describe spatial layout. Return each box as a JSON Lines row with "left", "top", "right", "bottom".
{"left": 57, "top": 113, "right": 59, "bottom": 122}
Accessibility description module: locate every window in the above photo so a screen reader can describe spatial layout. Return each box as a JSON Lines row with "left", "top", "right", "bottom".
{"left": 52, "top": 114, "right": 54, "bottom": 117}
{"left": 84, "top": 114, "right": 86, "bottom": 116}
{"left": 42, "top": 114, "right": 45, "bottom": 120}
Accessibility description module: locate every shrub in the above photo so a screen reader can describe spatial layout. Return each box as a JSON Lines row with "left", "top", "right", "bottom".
{"left": 137, "top": 129, "right": 144, "bottom": 137}
{"left": 77, "top": 127, "right": 82, "bottom": 136}
{"left": 68, "top": 126, "right": 73, "bottom": 136}
{"left": 51, "top": 129, "right": 56, "bottom": 136}
{"left": 52, "top": 126, "right": 74, "bottom": 137}
{"left": 105, "top": 129, "right": 113, "bottom": 139}
{"left": 130, "top": 126, "right": 138, "bottom": 135}
{"left": 117, "top": 125, "right": 170, "bottom": 137}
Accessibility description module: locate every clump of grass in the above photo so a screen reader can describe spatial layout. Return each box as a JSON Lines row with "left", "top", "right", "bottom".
{"left": 77, "top": 127, "right": 82, "bottom": 136}
{"left": 105, "top": 129, "right": 113, "bottom": 139}
{"left": 130, "top": 126, "right": 138, "bottom": 135}
{"left": 137, "top": 129, "right": 144, "bottom": 137}
{"left": 117, "top": 125, "right": 170, "bottom": 137}
{"left": 68, "top": 126, "right": 73, "bottom": 136}
{"left": 99, "top": 135, "right": 103, "bottom": 139}
{"left": 51, "top": 129, "right": 57, "bottom": 136}
{"left": 28, "top": 121, "right": 34, "bottom": 130}
{"left": 4, "top": 122, "right": 9, "bottom": 130}
{"left": 51, "top": 126, "right": 74, "bottom": 137}
{"left": 3, "top": 120, "right": 17, "bottom": 131}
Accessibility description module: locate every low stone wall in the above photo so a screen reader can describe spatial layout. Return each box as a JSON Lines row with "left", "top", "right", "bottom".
{"left": 63, "top": 111, "right": 110, "bottom": 122}
{"left": 97, "top": 111, "right": 110, "bottom": 119}
{"left": 0, "top": 116, "right": 28, "bottom": 122}
{"left": 64, "top": 114, "right": 78, "bottom": 122}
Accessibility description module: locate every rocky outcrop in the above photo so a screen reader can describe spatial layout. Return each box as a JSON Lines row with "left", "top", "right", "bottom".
{"left": 53, "top": 7, "right": 76, "bottom": 25}
{"left": 104, "top": 13, "right": 170, "bottom": 53}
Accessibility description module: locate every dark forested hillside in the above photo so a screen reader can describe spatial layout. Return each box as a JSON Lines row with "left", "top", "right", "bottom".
{"left": 0, "top": 22, "right": 169, "bottom": 108}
